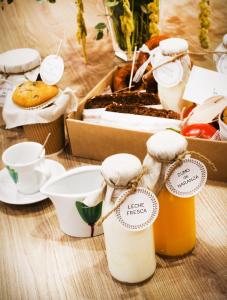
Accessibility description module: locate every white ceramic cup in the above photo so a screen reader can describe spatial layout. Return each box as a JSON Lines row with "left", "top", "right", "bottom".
{"left": 40, "top": 166, "right": 104, "bottom": 238}
{"left": 219, "top": 107, "right": 227, "bottom": 141}
{"left": 2, "top": 142, "right": 50, "bottom": 194}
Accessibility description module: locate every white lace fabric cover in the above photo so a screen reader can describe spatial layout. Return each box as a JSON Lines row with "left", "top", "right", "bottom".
{"left": 0, "top": 48, "right": 41, "bottom": 107}
{"left": 3, "top": 87, "right": 78, "bottom": 129}
{"left": 0, "top": 48, "right": 41, "bottom": 74}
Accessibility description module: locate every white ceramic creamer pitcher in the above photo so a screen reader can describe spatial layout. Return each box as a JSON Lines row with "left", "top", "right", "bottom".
{"left": 40, "top": 166, "right": 104, "bottom": 237}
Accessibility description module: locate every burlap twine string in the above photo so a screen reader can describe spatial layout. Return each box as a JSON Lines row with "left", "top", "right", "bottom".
{"left": 96, "top": 150, "right": 217, "bottom": 226}
{"left": 142, "top": 50, "right": 227, "bottom": 83}
{"left": 152, "top": 149, "right": 217, "bottom": 174}
{"left": 150, "top": 150, "right": 217, "bottom": 196}
{"left": 96, "top": 167, "right": 147, "bottom": 226}
{"left": 143, "top": 52, "right": 187, "bottom": 82}
{"left": 113, "top": 50, "right": 227, "bottom": 94}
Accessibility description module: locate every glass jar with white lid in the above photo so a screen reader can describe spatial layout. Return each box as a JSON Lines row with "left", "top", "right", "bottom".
{"left": 153, "top": 38, "right": 191, "bottom": 113}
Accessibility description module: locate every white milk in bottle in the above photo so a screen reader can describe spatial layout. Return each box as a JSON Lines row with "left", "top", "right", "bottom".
{"left": 100, "top": 153, "right": 158, "bottom": 283}
{"left": 153, "top": 38, "right": 191, "bottom": 113}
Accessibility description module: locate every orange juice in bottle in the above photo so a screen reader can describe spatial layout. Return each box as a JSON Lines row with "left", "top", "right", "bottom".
{"left": 154, "top": 187, "right": 196, "bottom": 256}
{"left": 142, "top": 130, "right": 199, "bottom": 257}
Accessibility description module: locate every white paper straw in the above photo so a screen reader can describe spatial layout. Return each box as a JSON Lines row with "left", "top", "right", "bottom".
{"left": 56, "top": 39, "right": 63, "bottom": 57}
{"left": 129, "top": 46, "right": 137, "bottom": 90}
{"left": 56, "top": 29, "right": 65, "bottom": 56}
{"left": 38, "top": 133, "right": 51, "bottom": 158}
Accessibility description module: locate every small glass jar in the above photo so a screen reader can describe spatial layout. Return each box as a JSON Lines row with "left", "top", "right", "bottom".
{"left": 154, "top": 38, "right": 191, "bottom": 113}
{"left": 143, "top": 130, "right": 196, "bottom": 257}
{"left": 101, "top": 153, "right": 156, "bottom": 283}
{"left": 213, "top": 34, "right": 227, "bottom": 73}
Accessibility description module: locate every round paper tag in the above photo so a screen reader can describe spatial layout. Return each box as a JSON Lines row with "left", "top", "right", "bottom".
{"left": 217, "top": 54, "right": 227, "bottom": 74}
{"left": 153, "top": 57, "right": 183, "bottom": 87}
{"left": 40, "top": 55, "right": 64, "bottom": 85}
{"left": 165, "top": 158, "right": 207, "bottom": 198}
{"left": 115, "top": 187, "right": 159, "bottom": 231}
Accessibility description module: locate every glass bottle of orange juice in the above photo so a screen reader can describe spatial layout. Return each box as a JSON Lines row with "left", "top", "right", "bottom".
{"left": 142, "top": 130, "right": 196, "bottom": 257}
{"left": 154, "top": 187, "right": 195, "bottom": 256}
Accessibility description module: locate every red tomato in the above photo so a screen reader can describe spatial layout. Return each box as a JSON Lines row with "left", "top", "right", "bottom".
{"left": 181, "top": 123, "right": 217, "bottom": 139}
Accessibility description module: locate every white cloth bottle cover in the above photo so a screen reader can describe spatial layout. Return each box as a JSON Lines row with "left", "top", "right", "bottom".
{"left": 153, "top": 38, "right": 190, "bottom": 88}
{"left": 142, "top": 130, "right": 188, "bottom": 194}
{"left": 100, "top": 153, "right": 159, "bottom": 230}
{"left": 142, "top": 130, "right": 208, "bottom": 197}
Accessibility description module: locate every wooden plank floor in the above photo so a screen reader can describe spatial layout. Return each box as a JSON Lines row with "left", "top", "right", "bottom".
{"left": 0, "top": 1, "right": 227, "bottom": 299}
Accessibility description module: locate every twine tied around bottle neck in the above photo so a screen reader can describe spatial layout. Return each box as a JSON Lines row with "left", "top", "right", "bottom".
{"left": 142, "top": 49, "right": 227, "bottom": 83}
{"left": 148, "top": 150, "right": 217, "bottom": 195}
{"left": 96, "top": 167, "right": 147, "bottom": 226}
{"left": 96, "top": 150, "right": 217, "bottom": 226}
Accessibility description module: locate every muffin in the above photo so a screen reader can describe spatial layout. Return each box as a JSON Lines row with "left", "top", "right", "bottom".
{"left": 12, "top": 80, "right": 59, "bottom": 108}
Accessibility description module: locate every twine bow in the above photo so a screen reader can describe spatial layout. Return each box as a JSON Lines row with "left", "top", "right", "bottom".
{"left": 96, "top": 167, "right": 147, "bottom": 226}
{"left": 149, "top": 150, "right": 217, "bottom": 196}
{"left": 96, "top": 150, "right": 216, "bottom": 226}
{"left": 142, "top": 51, "right": 188, "bottom": 83}
{"left": 139, "top": 48, "right": 227, "bottom": 84}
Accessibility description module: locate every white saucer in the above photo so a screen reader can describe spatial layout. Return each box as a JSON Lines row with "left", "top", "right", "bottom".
{"left": 0, "top": 159, "right": 65, "bottom": 205}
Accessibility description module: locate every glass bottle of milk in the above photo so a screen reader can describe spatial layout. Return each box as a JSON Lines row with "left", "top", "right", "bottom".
{"left": 101, "top": 153, "right": 157, "bottom": 283}
{"left": 152, "top": 38, "right": 191, "bottom": 113}
{"left": 213, "top": 34, "right": 227, "bottom": 74}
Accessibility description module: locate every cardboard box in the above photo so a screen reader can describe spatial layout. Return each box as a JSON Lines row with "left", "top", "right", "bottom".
{"left": 66, "top": 67, "right": 227, "bottom": 182}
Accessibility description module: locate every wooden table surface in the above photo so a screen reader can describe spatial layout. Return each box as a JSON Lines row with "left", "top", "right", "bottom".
{"left": 0, "top": 1, "right": 227, "bottom": 299}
